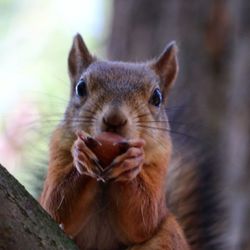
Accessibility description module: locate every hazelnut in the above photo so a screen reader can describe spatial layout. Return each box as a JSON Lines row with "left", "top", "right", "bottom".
{"left": 84, "top": 132, "right": 129, "bottom": 168}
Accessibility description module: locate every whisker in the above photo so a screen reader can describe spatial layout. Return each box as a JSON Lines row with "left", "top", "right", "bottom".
{"left": 12, "top": 117, "right": 96, "bottom": 133}
{"left": 136, "top": 112, "right": 152, "bottom": 119}
{"left": 81, "top": 115, "right": 97, "bottom": 120}
{"left": 139, "top": 129, "right": 167, "bottom": 149}
{"left": 83, "top": 109, "right": 96, "bottom": 115}
{"left": 136, "top": 124, "right": 198, "bottom": 141}
{"left": 165, "top": 105, "right": 186, "bottom": 111}
{"left": 131, "top": 103, "right": 149, "bottom": 120}
{"left": 133, "top": 102, "right": 147, "bottom": 114}
{"left": 28, "top": 90, "right": 69, "bottom": 104}
{"left": 85, "top": 101, "right": 103, "bottom": 114}
{"left": 8, "top": 120, "right": 62, "bottom": 131}
{"left": 138, "top": 120, "right": 190, "bottom": 126}
{"left": 94, "top": 102, "right": 103, "bottom": 112}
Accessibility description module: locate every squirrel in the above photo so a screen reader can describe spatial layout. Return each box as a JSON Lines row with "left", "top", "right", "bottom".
{"left": 40, "top": 33, "right": 191, "bottom": 250}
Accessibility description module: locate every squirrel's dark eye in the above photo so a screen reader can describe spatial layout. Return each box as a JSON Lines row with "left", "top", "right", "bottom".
{"left": 149, "top": 88, "right": 162, "bottom": 107}
{"left": 75, "top": 79, "right": 87, "bottom": 97}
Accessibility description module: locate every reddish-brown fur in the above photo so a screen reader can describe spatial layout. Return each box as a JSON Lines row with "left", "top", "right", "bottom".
{"left": 40, "top": 34, "right": 190, "bottom": 250}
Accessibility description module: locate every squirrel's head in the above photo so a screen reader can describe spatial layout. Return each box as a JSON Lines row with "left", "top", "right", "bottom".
{"left": 65, "top": 33, "right": 178, "bottom": 153}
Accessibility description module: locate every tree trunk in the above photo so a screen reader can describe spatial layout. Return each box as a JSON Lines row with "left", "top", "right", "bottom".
{"left": 0, "top": 164, "right": 78, "bottom": 250}
{"left": 108, "top": 1, "right": 250, "bottom": 250}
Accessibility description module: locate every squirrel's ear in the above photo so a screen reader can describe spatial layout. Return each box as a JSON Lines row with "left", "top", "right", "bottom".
{"left": 68, "top": 33, "right": 94, "bottom": 84}
{"left": 151, "top": 41, "right": 178, "bottom": 96}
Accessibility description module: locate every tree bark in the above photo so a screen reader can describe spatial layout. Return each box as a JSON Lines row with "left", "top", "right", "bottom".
{"left": 0, "top": 164, "right": 78, "bottom": 250}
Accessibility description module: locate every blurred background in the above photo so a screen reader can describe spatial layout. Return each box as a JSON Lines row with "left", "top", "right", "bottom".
{"left": 0, "top": 0, "right": 111, "bottom": 195}
{"left": 0, "top": 0, "right": 249, "bottom": 249}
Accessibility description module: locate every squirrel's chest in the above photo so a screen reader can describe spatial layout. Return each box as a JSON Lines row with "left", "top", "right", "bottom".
{"left": 74, "top": 187, "right": 125, "bottom": 250}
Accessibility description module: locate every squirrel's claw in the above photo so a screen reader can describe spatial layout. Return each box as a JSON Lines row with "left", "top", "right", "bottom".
{"left": 72, "top": 136, "right": 103, "bottom": 179}
{"left": 102, "top": 141, "right": 145, "bottom": 182}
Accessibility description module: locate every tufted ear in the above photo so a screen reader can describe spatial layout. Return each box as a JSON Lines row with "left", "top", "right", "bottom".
{"left": 68, "top": 33, "right": 94, "bottom": 85}
{"left": 151, "top": 42, "right": 179, "bottom": 98}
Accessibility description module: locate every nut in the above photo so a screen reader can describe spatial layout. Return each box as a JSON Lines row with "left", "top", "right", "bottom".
{"left": 84, "top": 132, "right": 129, "bottom": 167}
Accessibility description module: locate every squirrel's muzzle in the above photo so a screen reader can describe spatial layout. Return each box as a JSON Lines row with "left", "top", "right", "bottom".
{"left": 102, "top": 108, "right": 128, "bottom": 134}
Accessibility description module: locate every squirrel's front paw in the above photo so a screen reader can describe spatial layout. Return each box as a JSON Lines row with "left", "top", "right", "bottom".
{"left": 103, "top": 139, "right": 145, "bottom": 182}
{"left": 71, "top": 134, "right": 103, "bottom": 180}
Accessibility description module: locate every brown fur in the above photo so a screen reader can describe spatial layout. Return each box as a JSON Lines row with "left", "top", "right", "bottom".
{"left": 40, "top": 34, "right": 190, "bottom": 250}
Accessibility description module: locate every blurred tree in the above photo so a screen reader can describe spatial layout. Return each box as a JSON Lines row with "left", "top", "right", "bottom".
{"left": 108, "top": 1, "right": 250, "bottom": 250}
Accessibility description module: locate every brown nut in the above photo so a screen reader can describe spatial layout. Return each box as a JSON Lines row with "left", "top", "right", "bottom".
{"left": 84, "top": 132, "right": 129, "bottom": 168}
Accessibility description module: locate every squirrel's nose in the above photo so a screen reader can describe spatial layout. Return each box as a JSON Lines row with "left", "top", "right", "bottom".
{"left": 102, "top": 110, "right": 128, "bottom": 131}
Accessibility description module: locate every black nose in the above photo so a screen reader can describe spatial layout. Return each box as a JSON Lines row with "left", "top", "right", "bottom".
{"left": 102, "top": 110, "right": 127, "bottom": 132}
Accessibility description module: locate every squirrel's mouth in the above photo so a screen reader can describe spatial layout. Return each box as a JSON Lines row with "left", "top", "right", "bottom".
{"left": 102, "top": 128, "right": 128, "bottom": 140}
{"left": 104, "top": 126, "right": 123, "bottom": 134}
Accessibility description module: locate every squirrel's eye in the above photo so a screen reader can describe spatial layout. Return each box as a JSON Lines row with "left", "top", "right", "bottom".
{"left": 149, "top": 88, "right": 162, "bottom": 107}
{"left": 75, "top": 79, "right": 87, "bottom": 97}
